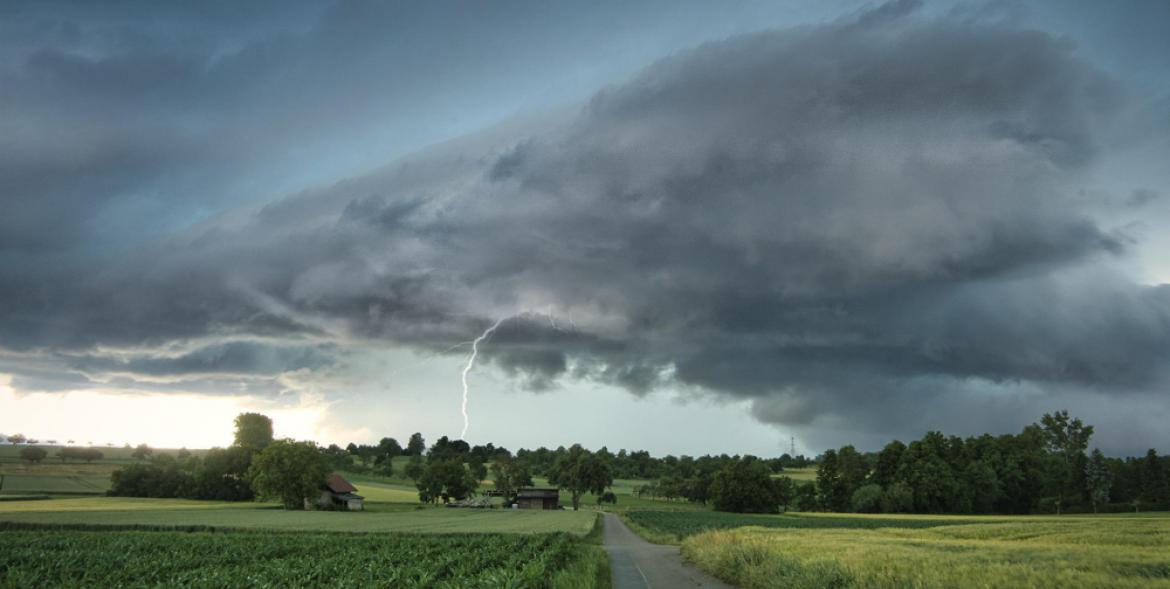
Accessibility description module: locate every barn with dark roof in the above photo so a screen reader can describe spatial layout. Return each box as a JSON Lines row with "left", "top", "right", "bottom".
{"left": 305, "top": 473, "right": 365, "bottom": 511}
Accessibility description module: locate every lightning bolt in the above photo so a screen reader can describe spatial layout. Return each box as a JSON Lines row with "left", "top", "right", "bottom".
{"left": 459, "top": 317, "right": 506, "bottom": 440}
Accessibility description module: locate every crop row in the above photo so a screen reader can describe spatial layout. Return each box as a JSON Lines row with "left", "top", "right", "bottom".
{"left": 0, "top": 529, "right": 580, "bottom": 588}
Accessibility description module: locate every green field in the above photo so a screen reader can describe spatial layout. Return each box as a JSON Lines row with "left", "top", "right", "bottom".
{"left": 0, "top": 496, "right": 598, "bottom": 535}
{"left": 0, "top": 445, "right": 199, "bottom": 495}
{"left": 776, "top": 467, "right": 816, "bottom": 482}
{"left": 624, "top": 510, "right": 977, "bottom": 543}
{"left": 673, "top": 512, "right": 1170, "bottom": 589}
{"left": 0, "top": 462, "right": 116, "bottom": 495}
{"left": 0, "top": 528, "right": 603, "bottom": 588}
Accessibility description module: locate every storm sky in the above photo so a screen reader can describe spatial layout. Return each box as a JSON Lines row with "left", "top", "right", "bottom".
{"left": 2, "top": 0, "right": 1168, "bottom": 456}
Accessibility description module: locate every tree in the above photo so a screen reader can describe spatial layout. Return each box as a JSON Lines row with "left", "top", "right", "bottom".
{"left": 964, "top": 459, "right": 1002, "bottom": 515}
{"left": 880, "top": 482, "right": 914, "bottom": 513}
{"left": 109, "top": 456, "right": 193, "bottom": 499}
{"left": 80, "top": 449, "right": 104, "bottom": 463}
{"left": 416, "top": 457, "right": 477, "bottom": 503}
{"left": 871, "top": 440, "right": 906, "bottom": 488}
{"left": 837, "top": 445, "right": 869, "bottom": 502}
{"left": 8, "top": 434, "right": 26, "bottom": 445}
{"left": 375, "top": 453, "right": 395, "bottom": 477}
{"left": 851, "top": 484, "right": 883, "bottom": 513}
{"left": 378, "top": 437, "right": 403, "bottom": 456}
{"left": 353, "top": 445, "right": 379, "bottom": 467}
{"left": 179, "top": 446, "right": 251, "bottom": 501}
{"left": 709, "top": 459, "right": 779, "bottom": 513}
{"left": 468, "top": 456, "right": 488, "bottom": 482}
{"left": 233, "top": 413, "right": 274, "bottom": 453}
{"left": 248, "top": 439, "right": 329, "bottom": 510}
{"left": 795, "top": 482, "right": 819, "bottom": 511}
{"left": 404, "top": 454, "right": 425, "bottom": 480}
{"left": 1084, "top": 448, "right": 1112, "bottom": 514}
{"left": 132, "top": 444, "right": 153, "bottom": 461}
{"left": 406, "top": 433, "right": 426, "bottom": 456}
{"left": 547, "top": 444, "right": 613, "bottom": 511}
{"left": 428, "top": 436, "right": 470, "bottom": 460}
{"left": 1140, "top": 449, "right": 1169, "bottom": 505}
{"left": 816, "top": 450, "right": 848, "bottom": 511}
{"left": 1039, "top": 410, "right": 1093, "bottom": 514}
{"left": 774, "top": 475, "right": 796, "bottom": 512}
{"left": 491, "top": 456, "right": 533, "bottom": 503}
{"left": 597, "top": 491, "right": 618, "bottom": 505}
{"left": 20, "top": 447, "right": 47, "bottom": 464}
{"left": 322, "top": 444, "right": 352, "bottom": 470}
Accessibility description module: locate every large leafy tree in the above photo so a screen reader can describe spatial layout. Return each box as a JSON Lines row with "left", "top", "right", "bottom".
{"left": 816, "top": 449, "right": 848, "bottom": 511}
{"left": 490, "top": 456, "right": 534, "bottom": 503}
{"left": 248, "top": 439, "right": 329, "bottom": 510}
{"left": 416, "top": 457, "right": 477, "bottom": 503}
{"left": 233, "top": 413, "right": 274, "bottom": 454}
{"left": 132, "top": 444, "right": 153, "bottom": 461}
{"left": 379, "top": 437, "right": 403, "bottom": 456}
{"left": 547, "top": 444, "right": 613, "bottom": 510}
{"left": 710, "top": 459, "right": 781, "bottom": 513}
{"left": 1039, "top": 410, "right": 1093, "bottom": 514}
{"left": 20, "top": 446, "right": 47, "bottom": 464}
{"left": 406, "top": 433, "right": 426, "bottom": 456}
{"left": 404, "top": 453, "right": 425, "bottom": 480}
{"left": 1084, "top": 448, "right": 1112, "bottom": 513}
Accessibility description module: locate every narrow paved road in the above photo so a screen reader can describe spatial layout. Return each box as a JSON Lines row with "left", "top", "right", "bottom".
{"left": 602, "top": 513, "right": 735, "bottom": 589}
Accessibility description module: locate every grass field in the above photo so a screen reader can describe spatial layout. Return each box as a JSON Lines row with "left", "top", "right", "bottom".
{"left": 776, "top": 467, "right": 816, "bottom": 482}
{"left": 624, "top": 510, "right": 981, "bottom": 543}
{"left": 0, "top": 496, "right": 599, "bottom": 535}
{"left": 683, "top": 516, "right": 1170, "bottom": 589}
{"left": 0, "top": 445, "right": 197, "bottom": 495}
{"left": 0, "top": 528, "right": 606, "bottom": 588}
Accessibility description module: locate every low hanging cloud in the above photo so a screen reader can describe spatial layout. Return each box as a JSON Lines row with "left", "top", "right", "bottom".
{"left": 3, "top": 7, "right": 1169, "bottom": 444}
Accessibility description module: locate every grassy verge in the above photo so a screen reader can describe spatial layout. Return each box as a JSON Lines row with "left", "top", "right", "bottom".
{"left": 618, "top": 511, "right": 684, "bottom": 545}
{"left": 682, "top": 518, "right": 1170, "bottom": 589}
{"left": 550, "top": 515, "right": 611, "bottom": 589}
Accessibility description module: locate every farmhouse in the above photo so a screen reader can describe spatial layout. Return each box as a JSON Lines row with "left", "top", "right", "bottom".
{"left": 305, "top": 473, "right": 365, "bottom": 511}
{"left": 515, "top": 487, "right": 560, "bottom": 510}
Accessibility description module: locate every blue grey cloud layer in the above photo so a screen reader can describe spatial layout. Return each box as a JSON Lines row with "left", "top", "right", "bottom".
{"left": 2, "top": 1, "right": 1168, "bottom": 450}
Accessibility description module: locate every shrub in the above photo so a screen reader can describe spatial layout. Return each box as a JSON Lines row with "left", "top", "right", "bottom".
{"left": 851, "top": 484, "right": 883, "bottom": 513}
{"left": 880, "top": 482, "right": 914, "bottom": 513}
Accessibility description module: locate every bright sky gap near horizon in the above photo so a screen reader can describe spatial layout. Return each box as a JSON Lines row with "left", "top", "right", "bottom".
{"left": 1, "top": 0, "right": 1168, "bottom": 456}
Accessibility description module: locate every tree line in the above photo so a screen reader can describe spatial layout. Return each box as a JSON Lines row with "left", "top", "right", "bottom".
{"left": 106, "top": 409, "right": 1168, "bottom": 515}
{"left": 108, "top": 413, "right": 275, "bottom": 501}
{"left": 810, "top": 411, "right": 1169, "bottom": 515}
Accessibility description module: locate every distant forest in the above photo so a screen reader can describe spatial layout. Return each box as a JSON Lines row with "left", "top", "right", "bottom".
{"left": 86, "top": 409, "right": 1170, "bottom": 515}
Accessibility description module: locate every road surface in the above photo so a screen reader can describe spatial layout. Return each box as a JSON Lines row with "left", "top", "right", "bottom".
{"left": 601, "top": 512, "right": 735, "bottom": 589}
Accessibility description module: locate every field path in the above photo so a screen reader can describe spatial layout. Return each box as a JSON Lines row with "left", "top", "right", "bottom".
{"left": 602, "top": 512, "right": 735, "bottom": 589}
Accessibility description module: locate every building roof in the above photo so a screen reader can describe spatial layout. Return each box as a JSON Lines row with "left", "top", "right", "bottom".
{"left": 517, "top": 487, "right": 559, "bottom": 498}
{"left": 325, "top": 473, "right": 358, "bottom": 494}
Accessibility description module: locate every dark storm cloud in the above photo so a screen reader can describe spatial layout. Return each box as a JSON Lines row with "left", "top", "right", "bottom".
{"left": 65, "top": 341, "right": 339, "bottom": 379}
{"left": 3, "top": 3, "right": 1169, "bottom": 446}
